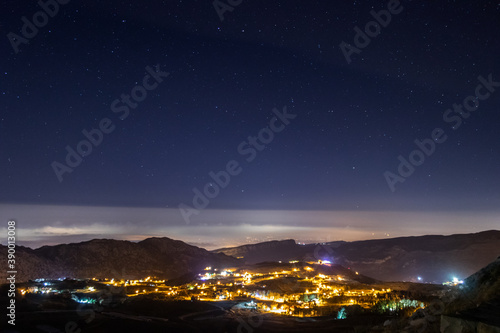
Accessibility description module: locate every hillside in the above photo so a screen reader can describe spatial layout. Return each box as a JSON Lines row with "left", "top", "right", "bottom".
{"left": 212, "top": 230, "right": 500, "bottom": 283}
{"left": 446, "top": 256, "right": 500, "bottom": 312}
{"left": 441, "top": 256, "right": 500, "bottom": 331}
{"left": 212, "top": 239, "right": 304, "bottom": 263}
{"left": 0, "top": 237, "right": 239, "bottom": 282}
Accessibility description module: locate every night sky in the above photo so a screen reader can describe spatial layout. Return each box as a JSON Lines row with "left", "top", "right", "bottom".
{"left": 1, "top": 1, "right": 499, "bottom": 249}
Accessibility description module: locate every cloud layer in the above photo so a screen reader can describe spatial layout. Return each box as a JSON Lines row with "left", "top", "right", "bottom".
{"left": 1, "top": 204, "right": 498, "bottom": 250}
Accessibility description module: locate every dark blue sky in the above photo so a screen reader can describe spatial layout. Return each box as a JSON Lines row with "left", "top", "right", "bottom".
{"left": 1, "top": 1, "right": 499, "bottom": 247}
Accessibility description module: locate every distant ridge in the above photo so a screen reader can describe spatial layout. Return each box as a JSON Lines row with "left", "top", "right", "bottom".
{"left": 212, "top": 230, "right": 500, "bottom": 283}
{"left": 212, "top": 239, "right": 299, "bottom": 262}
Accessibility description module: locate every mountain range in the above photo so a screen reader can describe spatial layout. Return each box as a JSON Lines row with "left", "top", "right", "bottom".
{"left": 212, "top": 230, "right": 500, "bottom": 283}
{"left": 1, "top": 230, "right": 499, "bottom": 284}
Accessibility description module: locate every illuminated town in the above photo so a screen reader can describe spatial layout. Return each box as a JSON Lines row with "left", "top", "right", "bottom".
{"left": 17, "top": 259, "right": 433, "bottom": 319}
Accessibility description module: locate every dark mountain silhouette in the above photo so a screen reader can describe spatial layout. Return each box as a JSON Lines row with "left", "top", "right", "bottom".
{"left": 212, "top": 239, "right": 302, "bottom": 263}
{"left": 2, "top": 231, "right": 498, "bottom": 284}
{"left": 441, "top": 256, "right": 500, "bottom": 331}
{"left": 0, "top": 237, "right": 239, "bottom": 282}
{"left": 212, "top": 230, "right": 500, "bottom": 283}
